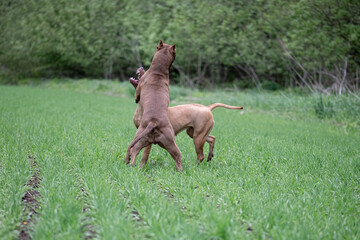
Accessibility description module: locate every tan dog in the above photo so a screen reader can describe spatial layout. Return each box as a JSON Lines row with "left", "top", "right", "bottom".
{"left": 125, "top": 41, "right": 182, "bottom": 171}
{"left": 130, "top": 67, "right": 243, "bottom": 166}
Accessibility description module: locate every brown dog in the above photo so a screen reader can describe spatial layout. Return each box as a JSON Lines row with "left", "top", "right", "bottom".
{"left": 125, "top": 41, "right": 182, "bottom": 171}
{"left": 130, "top": 67, "right": 243, "bottom": 167}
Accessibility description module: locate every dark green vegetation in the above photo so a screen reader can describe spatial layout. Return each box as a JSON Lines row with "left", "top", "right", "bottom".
{"left": 1, "top": 0, "right": 359, "bottom": 93}
{"left": 1, "top": 83, "right": 359, "bottom": 239}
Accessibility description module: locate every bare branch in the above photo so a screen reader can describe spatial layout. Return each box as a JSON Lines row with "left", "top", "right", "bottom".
{"left": 339, "top": 58, "right": 347, "bottom": 95}
{"left": 277, "top": 37, "right": 316, "bottom": 93}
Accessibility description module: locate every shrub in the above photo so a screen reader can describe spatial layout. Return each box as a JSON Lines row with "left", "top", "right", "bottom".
{"left": 314, "top": 96, "right": 334, "bottom": 119}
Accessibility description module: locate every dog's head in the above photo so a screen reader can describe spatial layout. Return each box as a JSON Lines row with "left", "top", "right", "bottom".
{"left": 154, "top": 40, "right": 176, "bottom": 66}
{"left": 129, "top": 77, "right": 139, "bottom": 89}
{"left": 129, "top": 67, "right": 145, "bottom": 90}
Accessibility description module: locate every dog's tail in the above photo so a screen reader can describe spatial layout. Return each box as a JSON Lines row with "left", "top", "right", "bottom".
{"left": 207, "top": 103, "right": 243, "bottom": 111}
{"left": 130, "top": 122, "right": 157, "bottom": 148}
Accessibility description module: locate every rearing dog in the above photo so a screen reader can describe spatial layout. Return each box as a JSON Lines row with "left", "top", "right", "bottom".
{"left": 125, "top": 41, "right": 182, "bottom": 171}
{"left": 130, "top": 67, "right": 243, "bottom": 167}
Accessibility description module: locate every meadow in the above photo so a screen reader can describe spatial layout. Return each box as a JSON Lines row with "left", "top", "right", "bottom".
{"left": 0, "top": 81, "right": 359, "bottom": 239}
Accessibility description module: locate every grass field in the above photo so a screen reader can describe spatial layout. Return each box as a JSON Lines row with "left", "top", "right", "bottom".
{"left": 0, "top": 82, "right": 359, "bottom": 239}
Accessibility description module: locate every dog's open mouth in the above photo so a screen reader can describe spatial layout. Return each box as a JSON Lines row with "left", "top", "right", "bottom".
{"left": 130, "top": 77, "right": 139, "bottom": 88}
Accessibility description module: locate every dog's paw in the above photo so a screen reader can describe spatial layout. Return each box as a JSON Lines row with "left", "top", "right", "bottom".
{"left": 136, "top": 67, "right": 144, "bottom": 75}
{"left": 207, "top": 154, "right": 214, "bottom": 162}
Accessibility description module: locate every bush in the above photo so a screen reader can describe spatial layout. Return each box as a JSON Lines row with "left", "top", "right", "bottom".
{"left": 261, "top": 81, "right": 281, "bottom": 91}
{"left": 314, "top": 96, "right": 334, "bottom": 119}
{"left": 1, "top": 0, "right": 359, "bottom": 90}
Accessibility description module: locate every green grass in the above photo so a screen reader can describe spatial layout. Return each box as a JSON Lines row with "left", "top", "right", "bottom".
{"left": 0, "top": 83, "right": 359, "bottom": 239}
{"left": 174, "top": 89, "right": 360, "bottom": 128}
{"left": 18, "top": 78, "right": 360, "bottom": 128}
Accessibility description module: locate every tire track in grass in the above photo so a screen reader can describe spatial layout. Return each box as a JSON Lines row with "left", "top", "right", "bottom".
{"left": 144, "top": 173, "right": 176, "bottom": 202}
{"left": 107, "top": 174, "right": 146, "bottom": 225}
{"left": 18, "top": 156, "right": 41, "bottom": 240}
{"left": 130, "top": 208, "right": 143, "bottom": 223}
{"left": 28, "top": 153, "right": 87, "bottom": 239}
{"left": 195, "top": 178, "right": 256, "bottom": 237}
{"left": 106, "top": 164, "right": 202, "bottom": 239}
{"left": 143, "top": 170, "right": 206, "bottom": 232}
{"left": 107, "top": 172, "right": 144, "bottom": 224}
{"left": 144, "top": 168, "right": 256, "bottom": 238}
{"left": 74, "top": 163, "right": 137, "bottom": 239}
{"left": 135, "top": 135, "right": 256, "bottom": 238}
{"left": 141, "top": 171, "right": 201, "bottom": 232}
{"left": 79, "top": 186, "right": 97, "bottom": 240}
{"left": 72, "top": 171, "right": 97, "bottom": 240}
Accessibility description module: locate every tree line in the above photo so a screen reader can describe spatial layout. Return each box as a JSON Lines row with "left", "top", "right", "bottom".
{"left": 1, "top": 0, "right": 359, "bottom": 93}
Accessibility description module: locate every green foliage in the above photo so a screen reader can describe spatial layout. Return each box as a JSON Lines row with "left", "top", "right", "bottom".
{"left": 169, "top": 85, "right": 192, "bottom": 101}
{"left": 0, "top": 0, "right": 359, "bottom": 90}
{"left": 1, "top": 85, "right": 359, "bottom": 239}
{"left": 261, "top": 81, "right": 281, "bottom": 91}
{"left": 314, "top": 96, "right": 335, "bottom": 119}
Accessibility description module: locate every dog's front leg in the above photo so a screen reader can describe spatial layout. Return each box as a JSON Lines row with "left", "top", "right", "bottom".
{"left": 135, "top": 86, "right": 141, "bottom": 103}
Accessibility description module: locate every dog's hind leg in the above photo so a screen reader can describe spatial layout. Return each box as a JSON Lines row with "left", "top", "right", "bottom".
{"left": 166, "top": 143, "right": 182, "bottom": 171}
{"left": 140, "top": 144, "right": 152, "bottom": 167}
{"left": 206, "top": 135, "right": 216, "bottom": 161}
{"left": 125, "top": 125, "right": 146, "bottom": 163}
{"left": 125, "top": 147, "right": 131, "bottom": 164}
{"left": 194, "top": 128, "right": 213, "bottom": 163}
{"left": 158, "top": 128, "right": 182, "bottom": 171}
{"left": 130, "top": 138, "right": 148, "bottom": 166}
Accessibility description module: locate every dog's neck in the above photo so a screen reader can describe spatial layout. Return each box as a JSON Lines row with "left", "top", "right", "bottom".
{"left": 148, "top": 52, "right": 173, "bottom": 77}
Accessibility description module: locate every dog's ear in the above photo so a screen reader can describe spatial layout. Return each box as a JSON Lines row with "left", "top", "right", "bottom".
{"left": 157, "top": 40, "right": 163, "bottom": 50}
